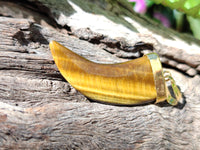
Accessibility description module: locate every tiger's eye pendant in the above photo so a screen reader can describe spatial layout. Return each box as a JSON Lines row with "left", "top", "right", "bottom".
{"left": 49, "top": 41, "right": 181, "bottom": 106}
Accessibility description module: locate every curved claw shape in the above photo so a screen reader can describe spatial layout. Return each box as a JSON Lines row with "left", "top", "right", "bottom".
{"left": 49, "top": 41, "right": 181, "bottom": 105}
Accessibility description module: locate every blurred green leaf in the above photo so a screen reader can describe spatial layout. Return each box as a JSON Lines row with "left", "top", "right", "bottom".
{"left": 173, "top": 9, "right": 184, "bottom": 31}
{"left": 187, "top": 16, "right": 200, "bottom": 39}
{"left": 150, "top": 0, "right": 200, "bottom": 18}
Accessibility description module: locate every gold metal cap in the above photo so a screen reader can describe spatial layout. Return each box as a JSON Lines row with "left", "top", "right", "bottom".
{"left": 146, "top": 53, "right": 182, "bottom": 105}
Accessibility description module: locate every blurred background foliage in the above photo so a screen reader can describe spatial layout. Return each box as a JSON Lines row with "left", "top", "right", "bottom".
{"left": 128, "top": 0, "right": 200, "bottom": 40}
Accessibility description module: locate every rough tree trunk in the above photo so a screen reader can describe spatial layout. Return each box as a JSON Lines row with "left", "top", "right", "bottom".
{"left": 0, "top": 0, "right": 200, "bottom": 149}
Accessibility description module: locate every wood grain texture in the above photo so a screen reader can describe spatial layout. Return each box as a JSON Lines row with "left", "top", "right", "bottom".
{"left": 0, "top": 0, "right": 200, "bottom": 149}
{"left": 1, "top": 0, "right": 200, "bottom": 76}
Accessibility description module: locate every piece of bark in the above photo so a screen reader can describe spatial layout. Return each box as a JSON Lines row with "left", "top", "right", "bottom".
{"left": 0, "top": 17, "right": 126, "bottom": 107}
{"left": 1, "top": 0, "right": 200, "bottom": 76}
{"left": 0, "top": 0, "right": 200, "bottom": 149}
{"left": 0, "top": 16, "right": 200, "bottom": 150}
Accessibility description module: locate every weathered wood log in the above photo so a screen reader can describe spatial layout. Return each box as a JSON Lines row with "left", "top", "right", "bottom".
{"left": 1, "top": 0, "right": 200, "bottom": 76}
{"left": 0, "top": 0, "right": 200, "bottom": 149}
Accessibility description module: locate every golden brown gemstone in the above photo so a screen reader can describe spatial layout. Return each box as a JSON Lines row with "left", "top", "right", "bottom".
{"left": 50, "top": 41, "right": 157, "bottom": 105}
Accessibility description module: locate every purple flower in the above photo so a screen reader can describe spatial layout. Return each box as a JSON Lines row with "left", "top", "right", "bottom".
{"left": 153, "top": 12, "right": 171, "bottom": 27}
{"left": 129, "top": 0, "right": 147, "bottom": 14}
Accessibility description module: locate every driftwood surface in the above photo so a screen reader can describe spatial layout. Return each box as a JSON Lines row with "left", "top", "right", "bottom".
{"left": 0, "top": 0, "right": 200, "bottom": 149}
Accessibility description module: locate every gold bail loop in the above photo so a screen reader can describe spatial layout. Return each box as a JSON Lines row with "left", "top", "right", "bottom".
{"left": 147, "top": 53, "right": 182, "bottom": 106}
{"left": 163, "top": 71, "right": 182, "bottom": 106}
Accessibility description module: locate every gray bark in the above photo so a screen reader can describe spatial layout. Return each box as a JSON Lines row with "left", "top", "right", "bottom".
{"left": 0, "top": 0, "right": 200, "bottom": 149}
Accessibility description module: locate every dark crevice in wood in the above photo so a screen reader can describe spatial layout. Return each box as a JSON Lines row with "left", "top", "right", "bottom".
{"left": 13, "top": 31, "right": 29, "bottom": 46}
{"left": 13, "top": 23, "right": 49, "bottom": 45}
{"left": 0, "top": 0, "right": 72, "bottom": 32}
{"left": 133, "top": 42, "right": 154, "bottom": 51}
{"left": 73, "top": 28, "right": 154, "bottom": 58}
{"left": 0, "top": 67, "right": 64, "bottom": 80}
{"left": 0, "top": 14, "right": 13, "bottom": 18}
{"left": 162, "top": 63, "right": 195, "bottom": 77}
{"left": 28, "top": 24, "right": 49, "bottom": 44}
